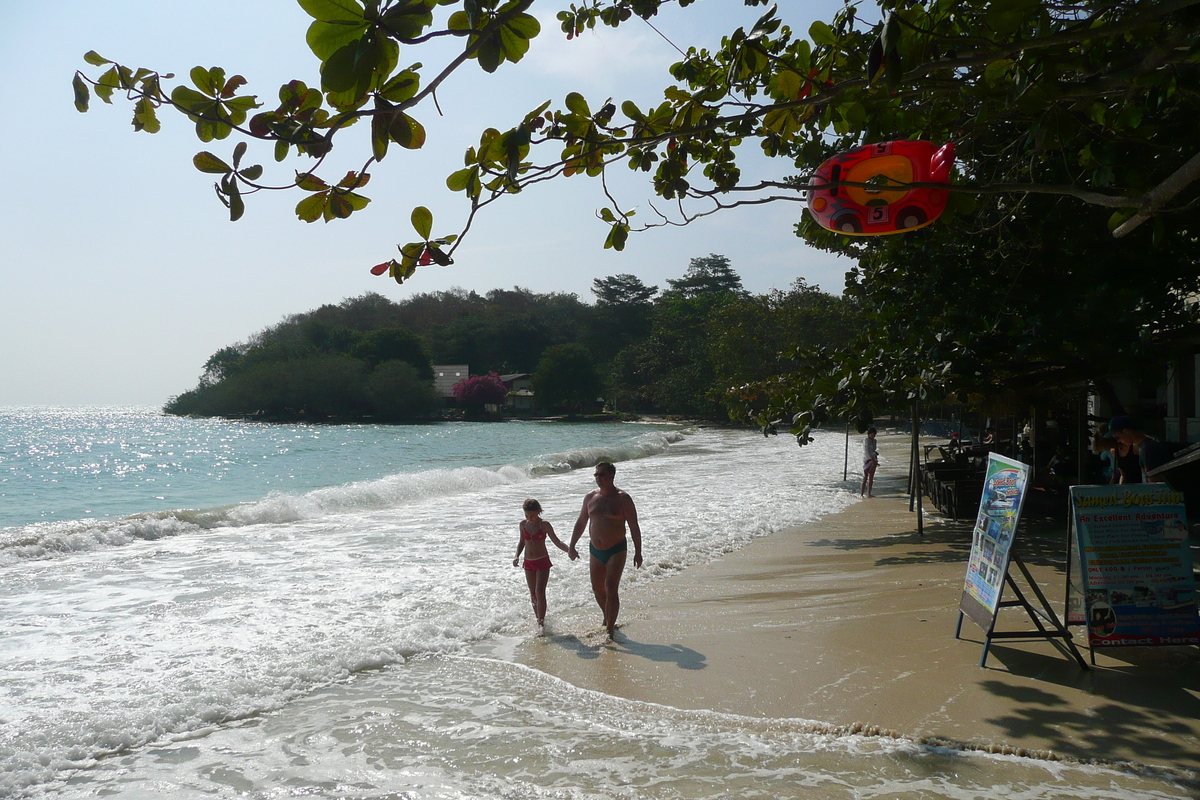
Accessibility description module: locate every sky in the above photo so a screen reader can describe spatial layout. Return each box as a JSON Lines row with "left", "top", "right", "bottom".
{"left": 0, "top": 0, "right": 854, "bottom": 406}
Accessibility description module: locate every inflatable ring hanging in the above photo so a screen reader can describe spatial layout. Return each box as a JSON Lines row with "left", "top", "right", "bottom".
{"left": 807, "top": 140, "right": 955, "bottom": 235}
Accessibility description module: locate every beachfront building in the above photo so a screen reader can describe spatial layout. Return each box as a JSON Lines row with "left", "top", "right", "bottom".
{"left": 500, "top": 373, "right": 535, "bottom": 413}
{"left": 433, "top": 365, "right": 469, "bottom": 401}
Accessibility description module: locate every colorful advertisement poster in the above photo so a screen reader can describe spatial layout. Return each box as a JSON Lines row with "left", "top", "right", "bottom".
{"left": 1070, "top": 485, "right": 1200, "bottom": 648}
{"left": 960, "top": 454, "right": 1031, "bottom": 630}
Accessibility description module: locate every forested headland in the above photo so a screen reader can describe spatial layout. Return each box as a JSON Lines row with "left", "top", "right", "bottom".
{"left": 164, "top": 255, "right": 859, "bottom": 422}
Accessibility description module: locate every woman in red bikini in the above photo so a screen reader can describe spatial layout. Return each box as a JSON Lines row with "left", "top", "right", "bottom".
{"left": 512, "top": 498, "right": 569, "bottom": 628}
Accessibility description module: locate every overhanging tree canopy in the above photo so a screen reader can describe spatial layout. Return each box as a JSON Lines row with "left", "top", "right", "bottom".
{"left": 74, "top": 0, "right": 1200, "bottom": 281}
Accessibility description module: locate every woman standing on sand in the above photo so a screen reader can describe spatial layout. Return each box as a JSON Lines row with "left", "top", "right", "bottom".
{"left": 513, "top": 498, "right": 569, "bottom": 628}
{"left": 861, "top": 427, "right": 879, "bottom": 498}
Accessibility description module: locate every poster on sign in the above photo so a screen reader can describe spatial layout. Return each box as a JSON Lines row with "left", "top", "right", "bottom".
{"left": 959, "top": 453, "right": 1031, "bottom": 631}
{"left": 1069, "top": 485, "right": 1200, "bottom": 648}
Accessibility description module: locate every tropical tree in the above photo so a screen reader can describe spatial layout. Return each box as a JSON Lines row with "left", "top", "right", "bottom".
{"left": 665, "top": 254, "right": 748, "bottom": 299}
{"left": 614, "top": 255, "right": 750, "bottom": 416}
{"left": 351, "top": 328, "right": 435, "bottom": 376}
{"left": 531, "top": 343, "right": 605, "bottom": 413}
{"left": 592, "top": 273, "right": 659, "bottom": 307}
{"left": 73, "top": 0, "right": 1200, "bottom": 282}
{"left": 587, "top": 273, "right": 658, "bottom": 363}
{"left": 709, "top": 278, "right": 858, "bottom": 388}
{"left": 365, "top": 360, "right": 441, "bottom": 419}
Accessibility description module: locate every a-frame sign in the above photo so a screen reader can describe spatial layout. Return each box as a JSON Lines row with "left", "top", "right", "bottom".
{"left": 954, "top": 453, "right": 1088, "bottom": 669}
{"left": 1066, "top": 484, "right": 1200, "bottom": 664}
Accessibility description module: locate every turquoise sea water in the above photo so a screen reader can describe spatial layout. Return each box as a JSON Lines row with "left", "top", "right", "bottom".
{"left": 0, "top": 407, "right": 662, "bottom": 529}
{"left": 0, "top": 407, "right": 1193, "bottom": 799}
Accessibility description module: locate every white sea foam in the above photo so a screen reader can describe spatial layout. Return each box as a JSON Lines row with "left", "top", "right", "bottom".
{"left": 0, "top": 426, "right": 687, "bottom": 564}
{"left": 20, "top": 656, "right": 1193, "bottom": 800}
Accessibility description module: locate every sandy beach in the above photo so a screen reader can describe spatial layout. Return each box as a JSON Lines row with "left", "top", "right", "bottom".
{"left": 516, "top": 433, "right": 1200, "bottom": 777}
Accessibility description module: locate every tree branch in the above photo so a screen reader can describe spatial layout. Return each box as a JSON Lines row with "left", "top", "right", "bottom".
{"left": 1113, "top": 149, "right": 1200, "bottom": 236}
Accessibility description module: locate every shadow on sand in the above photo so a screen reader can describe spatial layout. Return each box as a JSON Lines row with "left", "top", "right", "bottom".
{"left": 976, "top": 642, "right": 1200, "bottom": 773}
{"left": 546, "top": 631, "right": 707, "bottom": 670}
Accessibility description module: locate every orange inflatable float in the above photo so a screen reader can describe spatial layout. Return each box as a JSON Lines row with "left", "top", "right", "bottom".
{"left": 807, "top": 140, "right": 955, "bottom": 235}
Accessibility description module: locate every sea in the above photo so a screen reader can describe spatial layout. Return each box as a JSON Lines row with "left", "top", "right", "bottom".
{"left": 0, "top": 406, "right": 1193, "bottom": 799}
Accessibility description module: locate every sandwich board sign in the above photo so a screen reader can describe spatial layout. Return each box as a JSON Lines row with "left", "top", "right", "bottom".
{"left": 1068, "top": 485, "right": 1200, "bottom": 654}
{"left": 959, "top": 454, "right": 1030, "bottom": 630}
{"left": 956, "top": 453, "right": 1086, "bottom": 668}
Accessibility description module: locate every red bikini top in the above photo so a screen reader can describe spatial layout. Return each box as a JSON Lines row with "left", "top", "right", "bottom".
{"left": 522, "top": 522, "right": 546, "bottom": 542}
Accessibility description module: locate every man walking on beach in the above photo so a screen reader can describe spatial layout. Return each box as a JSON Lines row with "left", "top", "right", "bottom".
{"left": 568, "top": 461, "right": 642, "bottom": 637}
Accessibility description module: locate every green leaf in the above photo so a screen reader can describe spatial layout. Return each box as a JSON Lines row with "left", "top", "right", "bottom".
{"left": 298, "top": 0, "right": 365, "bottom": 23}
{"left": 381, "top": 0, "right": 436, "bottom": 39}
{"left": 336, "top": 170, "right": 370, "bottom": 189}
{"left": 463, "top": 0, "right": 481, "bottom": 28}
{"left": 72, "top": 73, "right": 90, "bottom": 112}
{"left": 389, "top": 112, "right": 426, "bottom": 149}
{"left": 1107, "top": 208, "right": 1135, "bottom": 232}
{"left": 883, "top": 11, "right": 901, "bottom": 55}
{"left": 379, "top": 69, "right": 420, "bottom": 103}
{"left": 983, "top": 58, "right": 1014, "bottom": 87}
{"left": 866, "top": 37, "right": 883, "bottom": 83}
{"left": 296, "top": 172, "right": 329, "bottom": 191}
{"left": 296, "top": 193, "right": 328, "bottom": 222}
{"left": 228, "top": 188, "right": 246, "bottom": 221}
{"left": 475, "top": 33, "right": 503, "bottom": 73}
{"left": 446, "top": 166, "right": 480, "bottom": 195}
{"left": 238, "top": 164, "right": 264, "bottom": 181}
{"left": 190, "top": 66, "right": 218, "bottom": 96}
{"left": 499, "top": 25, "right": 532, "bottom": 63}
{"left": 132, "top": 97, "right": 160, "bottom": 132}
{"left": 777, "top": 70, "right": 802, "bottom": 99}
{"left": 233, "top": 141, "right": 247, "bottom": 168}
{"left": 809, "top": 20, "right": 836, "bottom": 46}
{"left": 985, "top": 0, "right": 1037, "bottom": 36}
{"left": 193, "top": 151, "right": 232, "bottom": 174}
{"left": 371, "top": 111, "right": 390, "bottom": 161}
{"left": 307, "top": 18, "right": 369, "bottom": 62}
{"left": 170, "top": 85, "right": 215, "bottom": 114}
{"left": 94, "top": 67, "right": 119, "bottom": 103}
{"left": 410, "top": 206, "right": 433, "bottom": 239}
{"left": 565, "top": 92, "right": 590, "bottom": 117}
{"left": 321, "top": 42, "right": 365, "bottom": 93}
{"left": 603, "top": 222, "right": 629, "bottom": 251}
{"left": 327, "top": 193, "right": 354, "bottom": 219}
{"left": 839, "top": 101, "right": 866, "bottom": 126}
{"left": 83, "top": 50, "right": 111, "bottom": 67}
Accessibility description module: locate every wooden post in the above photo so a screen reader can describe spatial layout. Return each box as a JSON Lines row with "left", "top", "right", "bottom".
{"left": 909, "top": 406, "right": 918, "bottom": 508}
{"left": 1077, "top": 390, "right": 1088, "bottom": 486}
{"left": 914, "top": 399, "right": 924, "bottom": 535}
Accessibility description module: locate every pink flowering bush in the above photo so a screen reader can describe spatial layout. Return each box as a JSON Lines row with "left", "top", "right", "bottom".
{"left": 452, "top": 371, "right": 507, "bottom": 408}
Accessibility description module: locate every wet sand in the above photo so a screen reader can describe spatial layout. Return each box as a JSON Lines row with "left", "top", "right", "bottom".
{"left": 516, "top": 434, "right": 1200, "bottom": 775}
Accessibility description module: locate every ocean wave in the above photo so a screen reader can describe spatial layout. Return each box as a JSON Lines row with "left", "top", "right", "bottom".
{"left": 0, "top": 428, "right": 690, "bottom": 564}
{"left": 526, "top": 427, "right": 686, "bottom": 474}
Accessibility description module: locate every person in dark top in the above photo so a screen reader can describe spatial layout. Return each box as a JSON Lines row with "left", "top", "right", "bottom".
{"left": 1113, "top": 435, "right": 1141, "bottom": 484}
{"left": 1108, "top": 415, "right": 1168, "bottom": 483}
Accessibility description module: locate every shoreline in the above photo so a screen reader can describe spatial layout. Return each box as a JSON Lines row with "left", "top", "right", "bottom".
{"left": 513, "top": 433, "right": 1200, "bottom": 777}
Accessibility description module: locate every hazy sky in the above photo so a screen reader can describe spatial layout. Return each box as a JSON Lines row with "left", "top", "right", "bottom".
{"left": 1, "top": 0, "right": 853, "bottom": 406}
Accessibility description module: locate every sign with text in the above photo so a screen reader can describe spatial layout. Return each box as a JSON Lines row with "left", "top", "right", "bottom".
{"left": 1070, "top": 485, "right": 1200, "bottom": 648}
{"left": 959, "top": 454, "right": 1032, "bottom": 631}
